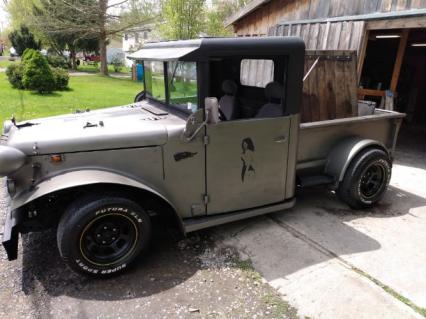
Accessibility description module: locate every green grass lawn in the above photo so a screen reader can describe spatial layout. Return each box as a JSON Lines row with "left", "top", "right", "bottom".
{"left": 0, "top": 58, "right": 19, "bottom": 69}
{"left": 0, "top": 58, "right": 130, "bottom": 74}
{"left": 77, "top": 64, "right": 132, "bottom": 74}
{"left": 0, "top": 73, "right": 143, "bottom": 127}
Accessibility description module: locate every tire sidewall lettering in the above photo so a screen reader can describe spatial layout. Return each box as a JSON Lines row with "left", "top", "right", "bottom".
{"left": 94, "top": 206, "right": 143, "bottom": 224}
{"left": 75, "top": 259, "right": 127, "bottom": 274}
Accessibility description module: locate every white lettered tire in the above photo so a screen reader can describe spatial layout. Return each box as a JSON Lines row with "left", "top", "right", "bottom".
{"left": 337, "top": 148, "right": 391, "bottom": 209}
{"left": 57, "top": 195, "right": 151, "bottom": 277}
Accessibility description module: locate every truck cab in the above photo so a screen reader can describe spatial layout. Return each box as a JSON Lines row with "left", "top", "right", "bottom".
{"left": 129, "top": 37, "right": 304, "bottom": 218}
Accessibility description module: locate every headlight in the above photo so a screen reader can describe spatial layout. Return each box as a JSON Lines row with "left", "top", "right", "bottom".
{"left": 3, "top": 120, "right": 14, "bottom": 135}
{"left": 0, "top": 146, "right": 26, "bottom": 177}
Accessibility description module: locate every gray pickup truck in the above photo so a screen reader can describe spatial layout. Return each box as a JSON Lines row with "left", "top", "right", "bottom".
{"left": 1, "top": 37, "right": 404, "bottom": 276}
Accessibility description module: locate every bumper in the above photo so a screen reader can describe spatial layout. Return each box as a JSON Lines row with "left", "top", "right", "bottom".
{"left": 1, "top": 208, "right": 20, "bottom": 260}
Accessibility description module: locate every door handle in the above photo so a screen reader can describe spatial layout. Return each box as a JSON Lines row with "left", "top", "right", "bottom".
{"left": 274, "top": 135, "right": 287, "bottom": 143}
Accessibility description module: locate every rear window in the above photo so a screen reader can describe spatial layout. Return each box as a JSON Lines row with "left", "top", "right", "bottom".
{"left": 240, "top": 59, "right": 274, "bottom": 88}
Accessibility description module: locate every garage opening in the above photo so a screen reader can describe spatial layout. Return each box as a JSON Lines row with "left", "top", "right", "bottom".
{"left": 359, "top": 28, "right": 426, "bottom": 129}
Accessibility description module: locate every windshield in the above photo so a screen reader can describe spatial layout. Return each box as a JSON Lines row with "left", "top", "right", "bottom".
{"left": 145, "top": 61, "right": 166, "bottom": 102}
{"left": 144, "top": 60, "right": 198, "bottom": 113}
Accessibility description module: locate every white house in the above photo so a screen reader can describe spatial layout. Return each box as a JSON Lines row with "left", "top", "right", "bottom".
{"left": 122, "top": 24, "right": 158, "bottom": 67}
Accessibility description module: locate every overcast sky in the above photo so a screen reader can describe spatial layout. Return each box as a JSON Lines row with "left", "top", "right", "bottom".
{"left": 0, "top": 0, "right": 215, "bottom": 33}
{"left": 0, "top": 4, "right": 8, "bottom": 32}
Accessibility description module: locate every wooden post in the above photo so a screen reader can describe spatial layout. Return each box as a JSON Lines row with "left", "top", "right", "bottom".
{"left": 357, "top": 29, "right": 369, "bottom": 84}
{"left": 390, "top": 29, "right": 410, "bottom": 93}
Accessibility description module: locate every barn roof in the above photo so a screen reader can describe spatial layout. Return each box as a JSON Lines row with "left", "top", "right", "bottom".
{"left": 225, "top": 0, "right": 271, "bottom": 27}
{"left": 225, "top": 0, "right": 426, "bottom": 27}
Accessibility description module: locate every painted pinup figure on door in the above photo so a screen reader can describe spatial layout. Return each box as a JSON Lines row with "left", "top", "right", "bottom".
{"left": 241, "top": 138, "right": 256, "bottom": 182}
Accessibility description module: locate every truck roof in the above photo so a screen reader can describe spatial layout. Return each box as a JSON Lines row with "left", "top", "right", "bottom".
{"left": 128, "top": 36, "right": 305, "bottom": 61}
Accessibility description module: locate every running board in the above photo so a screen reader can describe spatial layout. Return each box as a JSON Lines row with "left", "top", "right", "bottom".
{"left": 183, "top": 198, "right": 296, "bottom": 233}
{"left": 299, "top": 175, "right": 334, "bottom": 188}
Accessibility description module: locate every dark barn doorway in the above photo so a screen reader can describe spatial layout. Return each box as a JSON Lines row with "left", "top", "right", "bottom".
{"left": 359, "top": 28, "right": 426, "bottom": 129}
{"left": 397, "top": 29, "right": 426, "bottom": 127}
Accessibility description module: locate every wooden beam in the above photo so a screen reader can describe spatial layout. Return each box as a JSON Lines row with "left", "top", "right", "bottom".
{"left": 390, "top": 29, "right": 409, "bottom": 92}
{"left": 358, "top": 88, "right": 386, "bottom": 97}
{"left": 357, "top": 88, "right": 400, "bottom": 97}
{"left": 367, "top": 16, "right": 426, "bottom": 30}
{"left": 357, "top": 28, "right": 369, "bottom": 83}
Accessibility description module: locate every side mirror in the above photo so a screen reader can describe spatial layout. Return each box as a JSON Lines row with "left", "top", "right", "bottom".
{"left": 183, "top": 109, "right": 206, "bottom": 141}
{"left": 134, "top": 90, "right": 146, "bottom": 102}
{"left": 205, "top": 97, "right": 220, "bottom": 124}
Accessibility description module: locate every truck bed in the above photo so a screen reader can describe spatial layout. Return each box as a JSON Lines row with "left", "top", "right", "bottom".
{"left": 296, "top": 109, "right": 405, "bottom": 185}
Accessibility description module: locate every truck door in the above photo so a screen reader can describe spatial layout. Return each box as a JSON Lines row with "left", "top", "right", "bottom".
{"left": 205, "top": 117, "right": 291, "bottom": 214}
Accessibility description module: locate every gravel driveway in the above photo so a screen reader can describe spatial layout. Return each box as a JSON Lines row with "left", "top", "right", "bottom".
{"left": 0, "top": 180, "right": 297, "bottom": 319}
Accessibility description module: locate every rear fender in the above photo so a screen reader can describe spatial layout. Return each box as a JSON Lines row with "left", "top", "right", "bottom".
{"left": 325, "top": 137, "right": 388, "bottom": 188}
{"left": 11, "top": 170, "right": 184, "bottom": 232}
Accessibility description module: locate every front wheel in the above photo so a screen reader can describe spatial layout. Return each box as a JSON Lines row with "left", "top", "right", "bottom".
{"left": 57, "top": 195, "right": 151, "bottom": 277}
{"left": 337, "top": 148, "right": 392, "bottom": 209}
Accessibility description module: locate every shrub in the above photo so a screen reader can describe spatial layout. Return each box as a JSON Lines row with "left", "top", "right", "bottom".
{"left": 47, "top": 55, "right": 69, "bottom": 69}
{"left": 110, "top": 52, "right": 125, "bottom": 72}
{"left": 22, "top": 51, "right": 55, "bottom": 93}
{"left": 51, "top": 67, "right": 69, "bottom": 90}
{"left": 5, "top": 64, "right": 25, "bottom": 89}
{"left": 21, "top": 48, "right": 37, "bottom": 64}
{"left": 8, "top": 26, "right": 41, "bottom": 56}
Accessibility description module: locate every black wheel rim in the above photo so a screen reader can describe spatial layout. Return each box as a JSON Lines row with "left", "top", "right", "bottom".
{"left": 360, "top": 163, "right": 386, "bottom": 199}
{"left": 80, "top": 213, "right": 138, "bottom": 266}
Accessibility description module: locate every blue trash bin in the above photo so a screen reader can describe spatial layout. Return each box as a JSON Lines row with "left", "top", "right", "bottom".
{"left": 136, "top": 63, "right": 144, "bottom": 82}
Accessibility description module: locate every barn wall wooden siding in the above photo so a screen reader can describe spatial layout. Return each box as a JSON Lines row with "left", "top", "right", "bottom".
{"left": 234, "top": 0, "right": 426, "bottom": 36}
{"left": 301, "top": 50, "right": 358, "bottom": 122}
{"left": 269, "top": 20, "right": 365, "bottom": 53}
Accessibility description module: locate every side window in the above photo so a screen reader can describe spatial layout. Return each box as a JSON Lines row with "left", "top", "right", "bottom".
{"left": 168, "top": 62, "right": 198, "bottom": 113}
{"left": 240, "top": 59, "right": 274, "bottom": 88}
{"left": 145, "top": 61, "right": 166, "bottom": 102}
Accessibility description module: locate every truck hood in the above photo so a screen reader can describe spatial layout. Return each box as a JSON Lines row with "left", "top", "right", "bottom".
{"left": 6, "top": 102, "right": 173, "bottom": 155}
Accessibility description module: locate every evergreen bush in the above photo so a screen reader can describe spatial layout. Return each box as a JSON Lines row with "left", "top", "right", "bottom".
{"left": 52, "top": 67, "right": 70, "bottom": 90}
{"left": 22, "top": 50, "right": 55, "bottom": 93}
{"left": 5, "top": 64, "right": 25, "bottom": 89}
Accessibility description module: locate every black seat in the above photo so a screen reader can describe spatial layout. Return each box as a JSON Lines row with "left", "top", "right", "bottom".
{"left": 255, "top": 82, "right": 284, "bottom": 118}
{"left": 219, "top": 80, "right": 238, "bottom": 120}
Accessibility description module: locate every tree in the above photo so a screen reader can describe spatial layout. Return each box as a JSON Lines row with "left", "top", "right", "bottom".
{"left": 159, "top": 0, "right": 205, "bottom": 40}
{"left": 32, "top": 0, "right": 101, "bottom": 69}
{"left": 5, "top": 0, "right": 35, "bottom": 29}
{"left": 29, "top": 0, "right": 157, "bottom": 75}
{"left": 8, "top": 25, "right": 41, "bottom": 55}
{"left": 205, "top": 0, "right": 250, "bottom": 36}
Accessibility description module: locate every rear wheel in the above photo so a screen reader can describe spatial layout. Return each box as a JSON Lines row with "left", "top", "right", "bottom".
{"left": 337, "top": 148, "right": 392, "bottom": 209}
{"left": 57, "top": 195, "right": 151, "bottom": 277}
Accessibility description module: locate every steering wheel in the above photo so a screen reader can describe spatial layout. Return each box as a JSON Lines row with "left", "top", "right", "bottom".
{"left": 218, "top": 107, "right": 227, "bottom": 121}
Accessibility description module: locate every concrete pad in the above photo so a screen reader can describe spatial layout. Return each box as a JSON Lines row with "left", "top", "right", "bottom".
{"left": 268, "top": 162, "right": 426, "bottom": 309}
{"left": 220, "top": 216, "right": 421, "bottom": 319}
{"left": 218, "top": 133, "right": 426, "bottom": 318}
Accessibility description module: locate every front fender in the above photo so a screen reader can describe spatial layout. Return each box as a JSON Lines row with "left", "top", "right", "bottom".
{"left": 325, "top": 137, "right": 388, "bottom": 187}
{"left": 11, "top": 169, "right": 177, "bottom": 213}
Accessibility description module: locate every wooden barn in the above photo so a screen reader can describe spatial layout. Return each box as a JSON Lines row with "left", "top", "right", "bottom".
{"left": 226, "top": 0, "right": 426, "bottom": 127}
